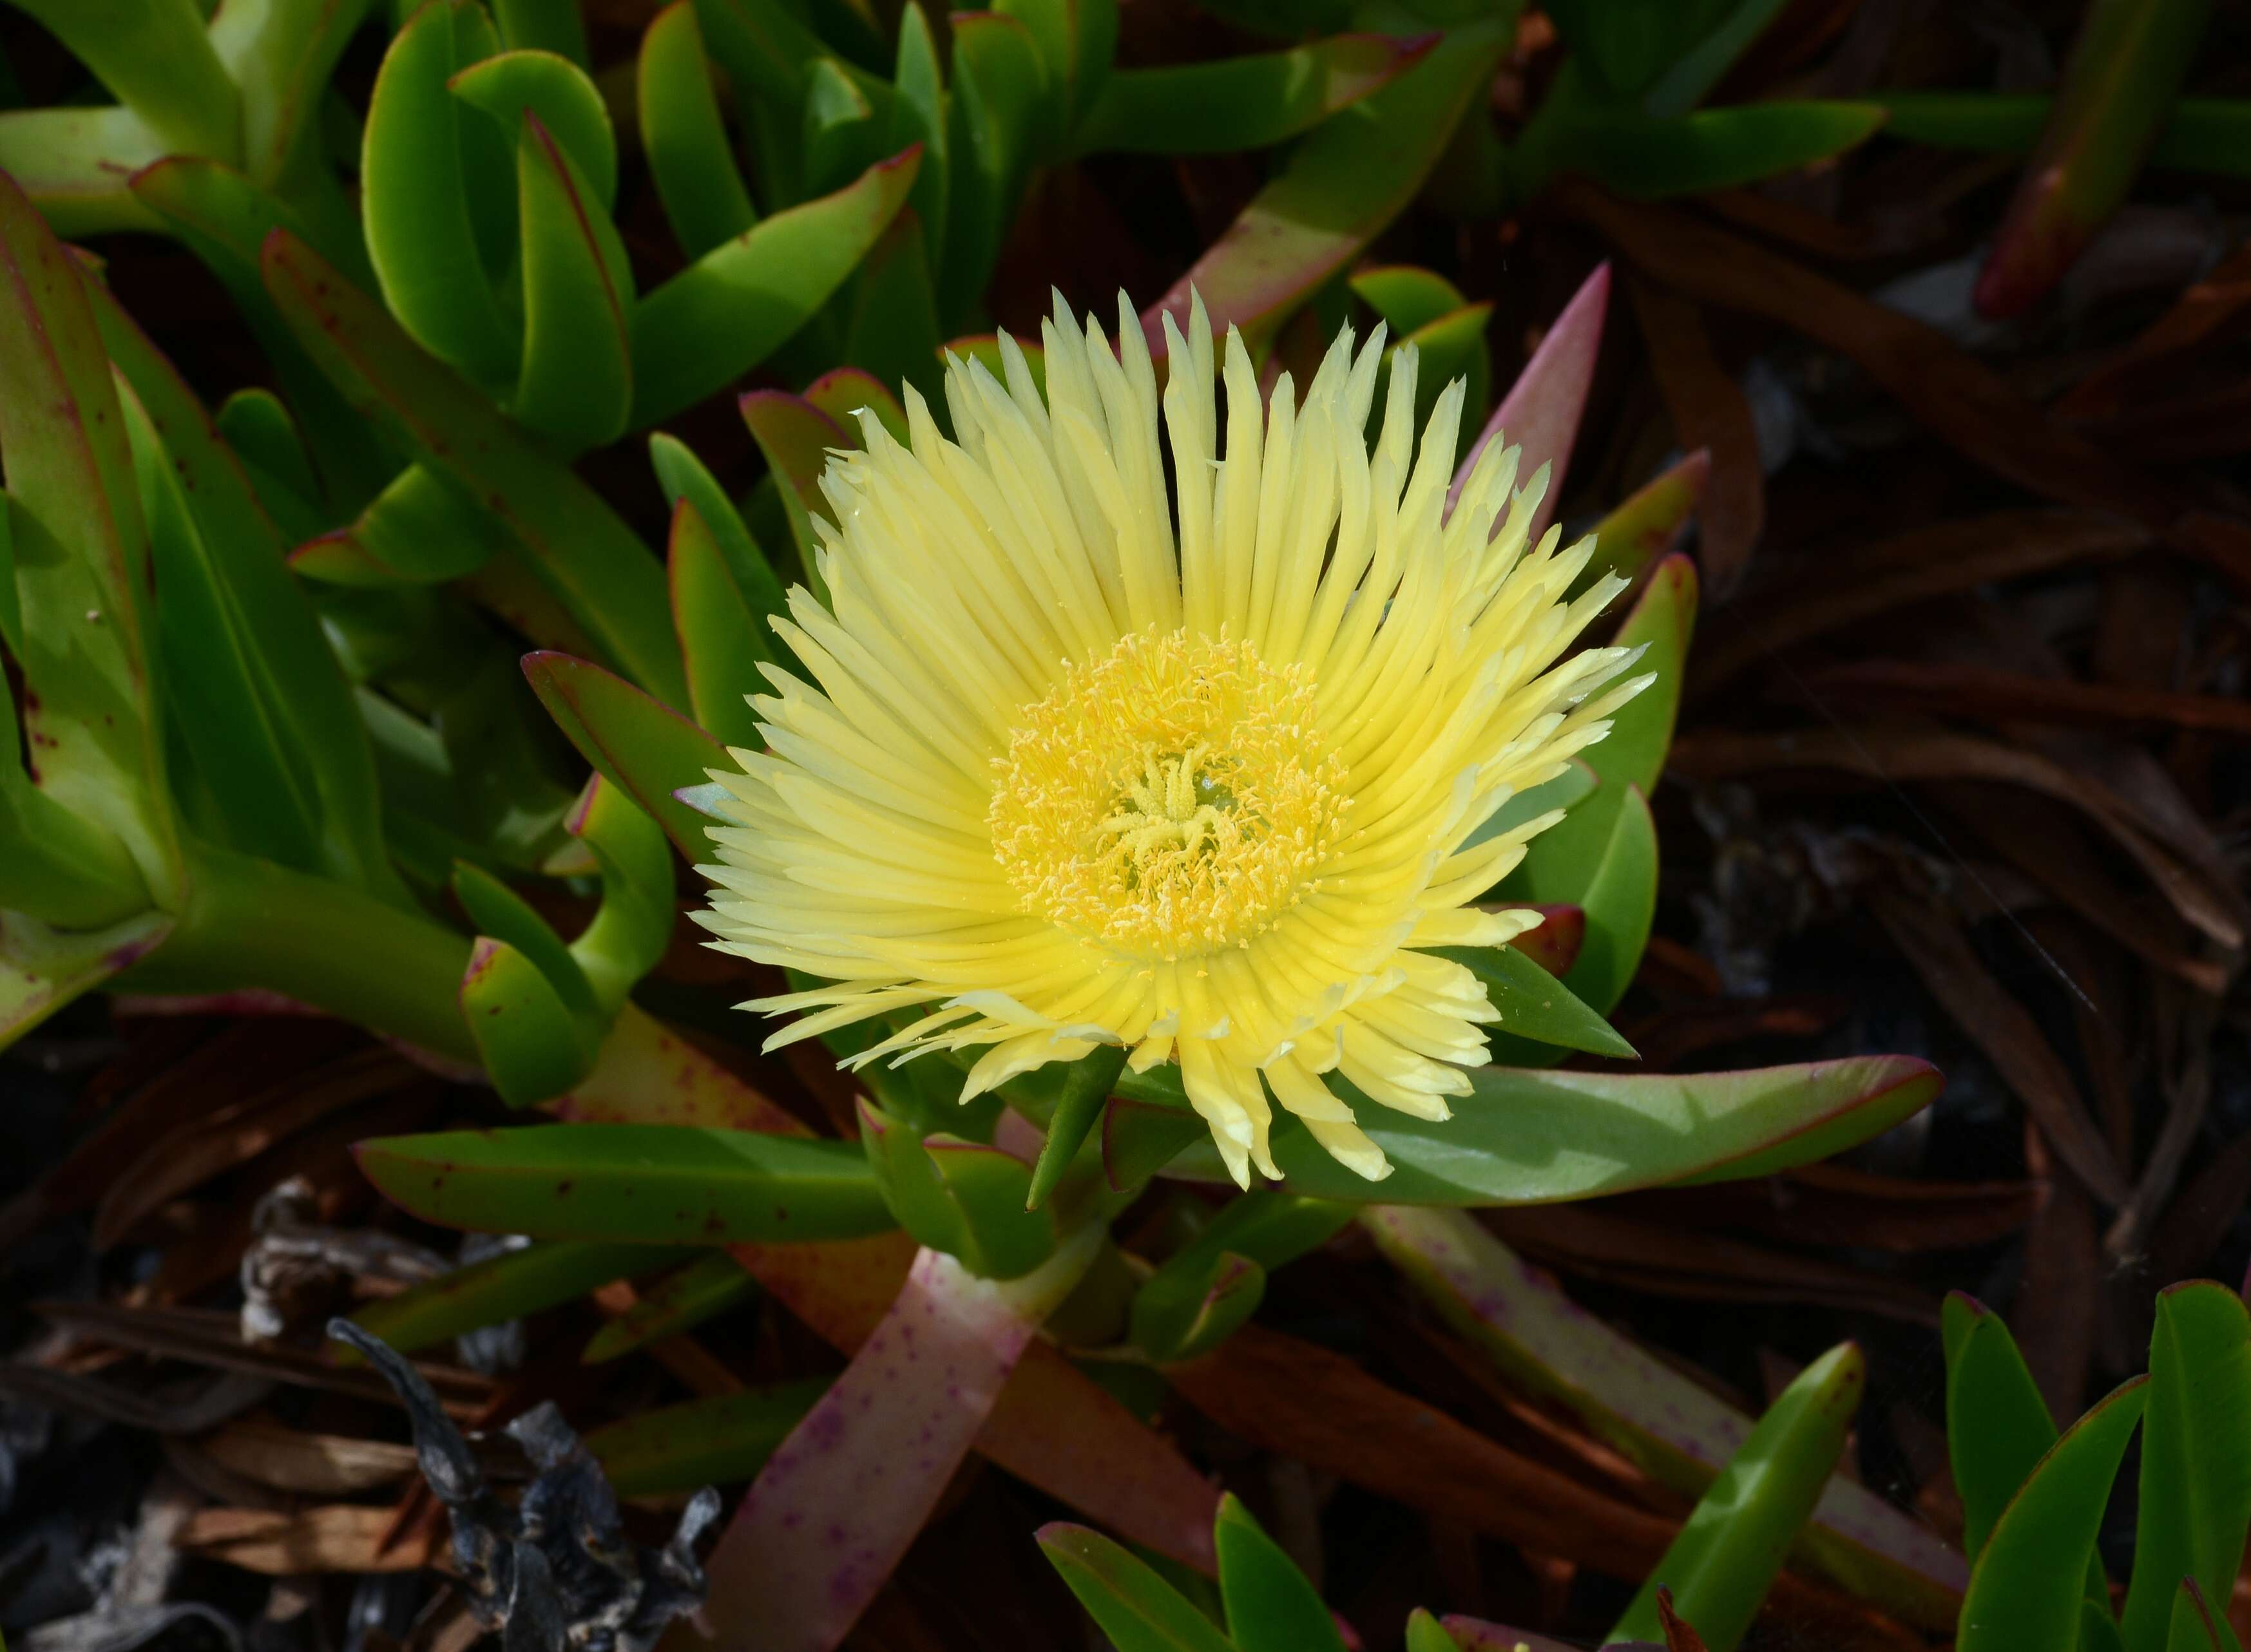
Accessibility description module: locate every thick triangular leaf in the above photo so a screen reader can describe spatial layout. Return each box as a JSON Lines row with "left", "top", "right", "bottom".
{"left": 354, "top": 1123, "right": 897, "bottom": 1243}
{"left": 1040, "top": 1524, "right": 1234, "bottom": 1652}
{"left": 1216, "top": 1494, "right": 1347, "bottom": 1652}
{"left": 1958, "top": 1378, "right": 2149, "bottom": 1652}
{"left": 2121, "top": 1282, "right": 2251, "bottom": 1652}
{"left": 1367, "top": 1206, "right": 1964, "bottom": 1631}
{"left": 1607, "top": 1343, "right": 1863, "bottom": 1651}
{"left": 521, "top": 651, "right": 729, "bottom": 858}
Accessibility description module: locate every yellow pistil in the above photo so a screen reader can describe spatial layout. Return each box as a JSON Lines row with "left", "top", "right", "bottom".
{"left": 989, "top": 629, "right": 1349, "bottom": 958}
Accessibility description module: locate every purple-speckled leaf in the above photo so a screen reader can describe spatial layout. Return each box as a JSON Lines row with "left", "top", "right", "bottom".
{"left": 697, "top": 1229, "right": 1102, "bottom": 1649}
{"left": 1448, "top": 262, "right": 1609, "bottom": 543}
{"left": 1363, "top": 1206, "right": 1965, "bottom": 1633}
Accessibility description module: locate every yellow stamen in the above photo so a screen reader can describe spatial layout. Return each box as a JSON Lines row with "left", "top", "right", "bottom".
{"left": 989, "top": 629, "right": 1350, "bottom": 958}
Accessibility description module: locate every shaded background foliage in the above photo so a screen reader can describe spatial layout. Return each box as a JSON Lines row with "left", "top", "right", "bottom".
{"left": 0, "top": 0, "right": 2248, "bottom": 1648}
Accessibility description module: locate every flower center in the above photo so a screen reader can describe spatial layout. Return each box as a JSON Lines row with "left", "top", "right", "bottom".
{"left": 990, "top": 629, "right": 1350, "bottom": 958}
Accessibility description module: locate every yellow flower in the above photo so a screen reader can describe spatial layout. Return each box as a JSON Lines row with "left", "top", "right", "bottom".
{"left": 696, "top": 292, "right": 1647, "bottom": 1187}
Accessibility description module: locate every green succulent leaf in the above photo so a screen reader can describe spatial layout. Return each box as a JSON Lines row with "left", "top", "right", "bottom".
{"left": 458, "top": 935, "right": 599, "bottom": 1105}
{"left": 347, "top": 1239, "right": 700, "bottom": 1356}
{"left": 1582, "top": 452, "right": 1707, "bottom": 593}
{"left": 800, "top": 57, "right": 883, "bottom": 200}
{"left": 86, "top": 277, "right": 396, "bottom": 900}
{"left": 522, "top": 651, "right": 730, "bottom": 858}
{"left": 450, "top": 47, "right": 617, "bottom": 206}
{"left": 562, "top": 775, "right": 675, "bottom": 1014}
{"left": 1030, "top": 1044, "right": 1127, "bottom": 1211}
{"left": 669, "top": 502, "right": 773, "bottom": 750}
{"left": 1103, "top": 1097, "right": 1211, "bottom": 1193}
{"left": 1556, "top": 102, "right": 1885, "bottom": 202}
{"left": 1642, "top": 0, "right": 1794, "bottom": 118}
{"left": 452, "top": 860, "right": 596, "bottom": 1020}
{"left": 207, "top": 0, "right": 377, "bottom": 189}
{"left": 361, "top": 0, "right": 519, "bottom": 390}
{"left": 0, "top": 176, "right": 177, "bottom": 912}
{"left": 355, "top": 1122, "right": 899, "bottom": 1244}
{"left": 293, "top": 464, "right": 507, "bottom": 588}
{"left": 858, "top": 1100, "right": 1056, "bottom": 1279}
{"left": 1216, "top": 1494, "right": 1348, "bottom": 1652}
{"left": 124, "top": 156, "right": 392, "bottom": 512}
{"left": 1942, "top": 1292, "right": 2065, "bottom": 1563}
{"left": 1073, "top": 32, "right": 1430, "bottom": 157}
{"left": 842, "top": 211, "right": 945, "bottom": 406}
{"left": 1877, "top": 93, "right": 2251, "bottom": 180}
{"left": 631, "top": 147, "right": 922, "bottom": 428}
{"left": 0, "top": 107, "right": 168, "bottom": 239}
{"left": 586, "top": 1380, "right": 829, "bottom": 1494}
{"left": 214, "top": 389, "right": 323, "bottom": 536}
{"left": 649, "top": 430, "right": 791, "bottom": 636}
{"left": 508, "top": 110, "right": 636, "bottom": 449}
{"left": 638, "top": 1, "right": 760, "bottom": 258}
{"left": 997, "top": 0, "right": 1116, "bottom": 130}
{"left": 1440, "top": 942, "right": 1635, "bottom": 1060}
{"left": 1608, "top": 1342, "right": 1864, "bottom": 1651}
{"left": 1404, "top": 1609, "right": 1464, "bottom": 1652}
{"left": 117, "top": 383, "right": 327, "bottom": 876}
{"left": 1506, "top": 554, "right": 1691, "bottom": 1011}
{"left": 739, "top": 388, "right": 853, "bottom": 594}
{"left": 943, "top": 12, "right": 1046, "bottom": 321}
{"left": 582, "top": 1249, "right": 760, "bottom": 1364}
{"left": 888, "top": 4, "right": 951, "bottom": 274}
{"left": 1350, "top": 265, "right": 1470, "bottom": 336}
{"left": 1976, "top": 0, "right": 2214, "bottom": 318}
{"left": 2165, "top": 1582, "right": 2244, "bottom": 1652}
{"left": 1157, "top": 1054, "right": 1942, "bottom": 1206}
{"left": 489, "top": 0, "right": 591, "bottom": 65}
{"left": 260, "top": 230, "right": 686, "bottom": 706}
{"left": 2121, "top": 1282, "right": 2251, "bottom": 1652}
{"left": 10, "top": 0, "right": 239, "bottom": 160}
{"left": 802, "top": 366, "right": 908, "bottom": 442}
{"left": 1959, "top": 1378, "right": 2150, "bottom": 1652}
{"left": 1368, "top": 1207, "right": 1963, "bottom": 1632}
{"left": 1384, "top": 302, "right": 1493, "bottom": 435}
{"left": 1553, "top": 781, "right": 1657, "bottom": 1015}
{"left": 1149, "top": 17, "right": 1508, "bottom": 351}
{"left": 1133, "top": 1191, "right": 1349, "bottom": 1362}
{"left": 1039, "top": 1523, "right": 1234, "bottom": 1652}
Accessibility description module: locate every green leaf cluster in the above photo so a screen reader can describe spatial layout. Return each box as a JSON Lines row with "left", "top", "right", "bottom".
{"left": 1040, "top": 1345, "right": 1863, "bottom": 1652}
{"left": 1947, "top": 1285, "right": 2251, "bottom": 1652}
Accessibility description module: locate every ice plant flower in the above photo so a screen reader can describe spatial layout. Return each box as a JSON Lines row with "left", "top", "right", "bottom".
{"left": 696, "top": 292, "right": 1647, "bottom": 1186}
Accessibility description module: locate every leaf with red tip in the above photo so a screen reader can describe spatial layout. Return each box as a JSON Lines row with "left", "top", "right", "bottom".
{"left": 803, "top": 365, "right": 908, "bottom": 444}
{"left": 1451, "top": 263, "right": 1609, "bottom": 543}
{"left": 1143, "top": 21, "right": 1508, "bottom": 354}
{"left": 521, "top": 650, "right": 729, "bottom": 858}
{"left": 1491, "top": 905, "right": 1584, "bottom": 978}
{"left": 1975, "top": 0, "right": 2213, "bottom": 320}
{"left": 1584, "top": 448, "right": 1709, "bottom": 594}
